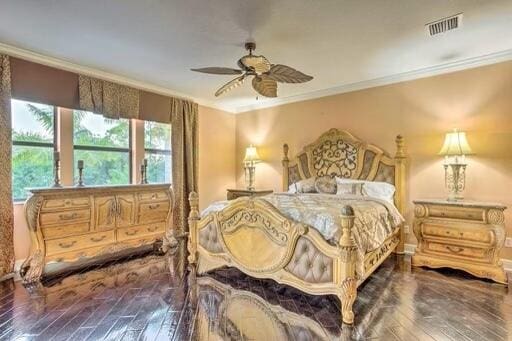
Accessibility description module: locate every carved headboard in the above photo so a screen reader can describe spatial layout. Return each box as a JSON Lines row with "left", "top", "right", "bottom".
{"left": 282, "top": 129, "right": 406, "bottom": 212}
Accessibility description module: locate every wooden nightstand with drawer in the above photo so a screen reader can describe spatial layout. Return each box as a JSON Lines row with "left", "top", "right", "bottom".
{"left": 412, "top": 199, "right": 508, "bottom": 284}
{"left": 226, "top": 189, "right": 273, "bottom": 200}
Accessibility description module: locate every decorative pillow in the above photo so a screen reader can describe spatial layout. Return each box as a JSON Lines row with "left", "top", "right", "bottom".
{"left": 314, "top": 176, "right": 337, "bottom": 194}
{"left": 336, "top": 182, "right": 363, "bottom": 196}
{"left": 288, "top": 177, "right": 317, "bottom": 193}
{"left": 335, "top": 177, "right": 395, "bottom": 202}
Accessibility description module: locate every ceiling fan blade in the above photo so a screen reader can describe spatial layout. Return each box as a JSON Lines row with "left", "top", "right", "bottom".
{"left": 215, "top": 75, "right": 246, "bottom": 97}
{"left": 266, "top": 64, "right": 313, "bottom": 83}
{"left": 191, "top": 67, "right": 243, "bottom": 75}
{"left": 252, "top": 75, "right": 277, "bottom": 98}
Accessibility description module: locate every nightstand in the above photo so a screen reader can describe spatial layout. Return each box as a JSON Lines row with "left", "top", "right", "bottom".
{"left": 226, "top": 189, "right": 273, "bottom": 200}
{"left": 412, "top": 199, "right": 508, "bottom": 284}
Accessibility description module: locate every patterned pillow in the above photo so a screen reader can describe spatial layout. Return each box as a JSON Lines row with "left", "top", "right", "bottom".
{"left": 336, "top": 182, "right": 363, "bottom": 196}
{"left": 314, "top": 176, "right": 337, "bottom": 194}
{"left": 289, "top": 177, "right": 317, "bottom": 193}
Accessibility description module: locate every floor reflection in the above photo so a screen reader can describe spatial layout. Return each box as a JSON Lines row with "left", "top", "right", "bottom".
{"left": 0, "top": 243, "right": 508, "bottom": 340}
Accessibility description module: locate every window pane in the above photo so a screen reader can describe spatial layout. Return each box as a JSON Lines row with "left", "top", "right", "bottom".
{"left": 12, "top": 145, "right": 54, "bottom": 200}
{"left": 144, "top": 121, "right": 171, "bottom": 150}
{"left": 74, "top": 150, "right": 130, "bottom": 186}
{"left": 145, "top": 152, "right": 171, "bottom": 183}
{"left": 12, "top": 99, "right": 54, "bottom": 143}
{"left": 74, "top": 110, "right": 129, "bottom": 148}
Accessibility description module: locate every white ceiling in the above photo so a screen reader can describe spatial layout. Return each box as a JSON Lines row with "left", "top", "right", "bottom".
{"left": 1, "top": 0, "right": 512, "bottom": 113}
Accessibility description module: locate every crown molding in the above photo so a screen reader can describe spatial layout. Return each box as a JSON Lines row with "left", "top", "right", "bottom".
{"left": 3, "top": 42, "right": 512, "bottom": 115}
{"left": 234, "top": 48, "right": 512, "bottom": 113}
{"left": 0, "top": 42, "right": 235, "bottom": 113}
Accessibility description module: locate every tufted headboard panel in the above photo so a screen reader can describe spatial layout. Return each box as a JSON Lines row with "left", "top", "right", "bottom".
{"left": 282, "top": 129, "right": 406, "bottom": 212}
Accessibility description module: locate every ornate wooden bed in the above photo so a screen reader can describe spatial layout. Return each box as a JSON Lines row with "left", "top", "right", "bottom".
{"left": 186, "top": 129, "right": 406, "bottom": 324}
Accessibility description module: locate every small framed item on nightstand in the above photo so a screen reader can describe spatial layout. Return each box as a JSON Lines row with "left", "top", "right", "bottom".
{"left": 226, "top": 189, "right": 273, "bottom": 200}
{"left": 412, "top": 199, "right": 508, "bottom": 285}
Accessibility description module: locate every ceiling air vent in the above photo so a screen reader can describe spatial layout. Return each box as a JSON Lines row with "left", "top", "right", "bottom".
{"left": 426, "top": 13, "right": 463, "bottom": 36}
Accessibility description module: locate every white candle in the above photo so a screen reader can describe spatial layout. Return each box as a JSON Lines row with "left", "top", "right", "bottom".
{"left": 77, "top": 160, "right": 84, "bottom": 169}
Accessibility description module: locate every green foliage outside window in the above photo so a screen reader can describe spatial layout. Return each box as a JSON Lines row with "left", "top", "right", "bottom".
{"left": 11, "top": 100, "right": 55, "bottom": 200}
{"left": 144, "top": 121, "right": 171, "bottom": 183}
{"left": 73, "top": 111, "right": 130, "bottom": 186}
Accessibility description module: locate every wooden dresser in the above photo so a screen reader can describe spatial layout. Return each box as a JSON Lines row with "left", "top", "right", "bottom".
{"left": 20, "top": 184, "right": 173, "bottom": 283}
{"left": 412, "top": 199, "right": 507, "bottom": 284}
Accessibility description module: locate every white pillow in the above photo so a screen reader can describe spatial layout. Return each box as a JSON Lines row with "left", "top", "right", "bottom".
{"left": 335, "top": 177, "right": 395, "bottom": 203}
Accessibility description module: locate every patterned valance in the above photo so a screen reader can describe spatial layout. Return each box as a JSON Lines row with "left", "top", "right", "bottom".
{"left": 78, "top": 75, "right": 140, "bottom": 119}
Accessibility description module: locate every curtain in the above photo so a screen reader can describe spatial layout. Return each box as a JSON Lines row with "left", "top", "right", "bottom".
{"left": 78, "top": 74, "right": 140, "bottom": 119}
{"left": 168, "top": 98, "right": 198, "bottom": 240}
{"left": 0, "top": 55, "right": 14, "bottom": 279}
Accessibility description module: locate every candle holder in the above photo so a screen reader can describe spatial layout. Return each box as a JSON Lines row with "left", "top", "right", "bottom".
{"left": 76, "top": 160, "right": 85, "bottom": 187}
{"left": 53, "top": 159, "right": 62, "bottom": 188}
{"left": 140, "top": 164, "right": 146, "bottom": 184}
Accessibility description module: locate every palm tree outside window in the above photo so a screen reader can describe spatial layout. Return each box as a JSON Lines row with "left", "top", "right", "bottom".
{"left": 11, "top": 99, "right": 56, "bottom": 201}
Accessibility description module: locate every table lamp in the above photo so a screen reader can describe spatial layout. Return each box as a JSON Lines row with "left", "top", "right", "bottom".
{"left": 244, "top": 145, "right": 260, "bottom": 190}
{"left": 439, "top": 129, "right": 473, "bottom": 201}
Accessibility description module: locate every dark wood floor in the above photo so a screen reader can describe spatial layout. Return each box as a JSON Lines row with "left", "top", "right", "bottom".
{"left": 0, "top": 244, "right": 510, "bottom": 340}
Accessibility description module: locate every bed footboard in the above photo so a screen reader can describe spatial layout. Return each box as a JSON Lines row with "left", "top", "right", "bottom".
{"left": 187, "top": 192, "right": 361, "bottom": 324}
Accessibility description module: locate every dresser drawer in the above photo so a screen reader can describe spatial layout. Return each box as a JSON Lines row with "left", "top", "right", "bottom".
{"left": 40, "top": 209, "right": 91, "bottom": 227}
{"left": 42, "top": 222, "right": 90, "bottom": 239}
{"left": 137, "top": 202, "right": 169, "bottom": 224}
{"left": 138, "top": 191, "right": 169, "bottom": 202}
{"left": 46, "top": 230, "right": 115, "bottom": 256}
{"left": 138, "top": 201, "right": 170, "bottom": 214}
{"left": 427, "top": 205, "right": 484, "bottom": 221}
{"left": 117, "top": 223, "right": 166, "bottom": 241}
{"left": 41, "top": 197, "right": 91, "bottom": 211}
{"left": 424, "top": 241, "right": 489, "bottom": 261}
{"left": 421, "top": 223, "right": 493, "bottom": 245}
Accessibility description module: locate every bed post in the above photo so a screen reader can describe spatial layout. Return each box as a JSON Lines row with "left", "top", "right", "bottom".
{"left": 187, "top": 192, "right": 200, "bottom": 267}
{"left": 394, "top": 135, "right": 407, "bottom": 254}
{"left": 282, "top": 143, "right": 289, "bottom": 191}
{"left": 338, "top": 205, "right": 358, "bottom": 325}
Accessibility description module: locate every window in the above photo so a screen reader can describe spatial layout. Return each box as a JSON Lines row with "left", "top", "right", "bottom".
{"left": 144, "top": 121, "right": 171, "bottom": 183}
{"left": 73, "top": 111, "right": 131, "bottom": 186}
{"left": 11, "top": 99, "right": 56, "bottom": 200}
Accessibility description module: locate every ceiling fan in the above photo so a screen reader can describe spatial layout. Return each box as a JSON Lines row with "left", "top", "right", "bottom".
{"left": 191, "top": 42, "right": 313, "bottom": 98}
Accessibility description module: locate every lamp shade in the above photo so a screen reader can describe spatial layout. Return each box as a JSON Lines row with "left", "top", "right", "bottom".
{"left": 244, "top": 145, "right": 260, "bottom": 163}
{"left": 438, "top": 129, "right": 473, "bottom": 156}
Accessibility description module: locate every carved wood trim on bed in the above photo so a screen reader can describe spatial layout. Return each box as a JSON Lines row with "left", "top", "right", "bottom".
{"left": 186, "top": 129, "right": 407, "bottom": 325}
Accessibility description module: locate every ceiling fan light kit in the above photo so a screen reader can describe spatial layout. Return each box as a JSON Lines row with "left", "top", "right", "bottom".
{"left": 191, "top": 42, "right": 313, "bottom": 98}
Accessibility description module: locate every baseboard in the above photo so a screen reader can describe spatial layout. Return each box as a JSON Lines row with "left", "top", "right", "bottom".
{"left": 404, "top": 243, "right": 416, "bottom": 255}
{"left": 502, "top": 259, "right": 512, "bottom": 273}
{"left": 13, "top": 259, "right": 24, "bottom": 281}
{"left": 404, "top": 243, "right": 512, "bottom": 274}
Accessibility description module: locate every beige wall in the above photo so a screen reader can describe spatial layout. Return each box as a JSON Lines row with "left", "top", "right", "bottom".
{"left": 235, "top": 60, "right": 512, "bottom": 261}
{"left": 198, "top": 105, "right": 236, "bottom": 209}
{"left": 13, "top": 105, "right": 236, "bottom": 262}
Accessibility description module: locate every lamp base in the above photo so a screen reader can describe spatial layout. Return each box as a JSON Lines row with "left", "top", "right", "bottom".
{"left": 444, "top": 163, "right": 466, "bottom": 202}
{"left": 244, "top": 164, "right": 256, "bottom": 192}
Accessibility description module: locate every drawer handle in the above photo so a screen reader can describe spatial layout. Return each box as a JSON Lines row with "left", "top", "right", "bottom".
{"left": 59, "top": 213, "right": 79, "bottom": 220}
{"left": 90, "top": 236, "right": 106, "bottom": 242}
{"left": 125, "top": 230, "right": 137, "bottom": 236}
{"left": 446, "top": 245, "right": 464, "bottom": 254}
{"left": 151, "top": 194, "right": 157, "bottom": 199}
{"left": 58, "top": 241, "right": 77, "bottom": 248}
{"left": 147, "top": 226, "right": 158, "bottom": 232}
{"left": 148, "top": 204, "right": 160, "bottom": 210}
